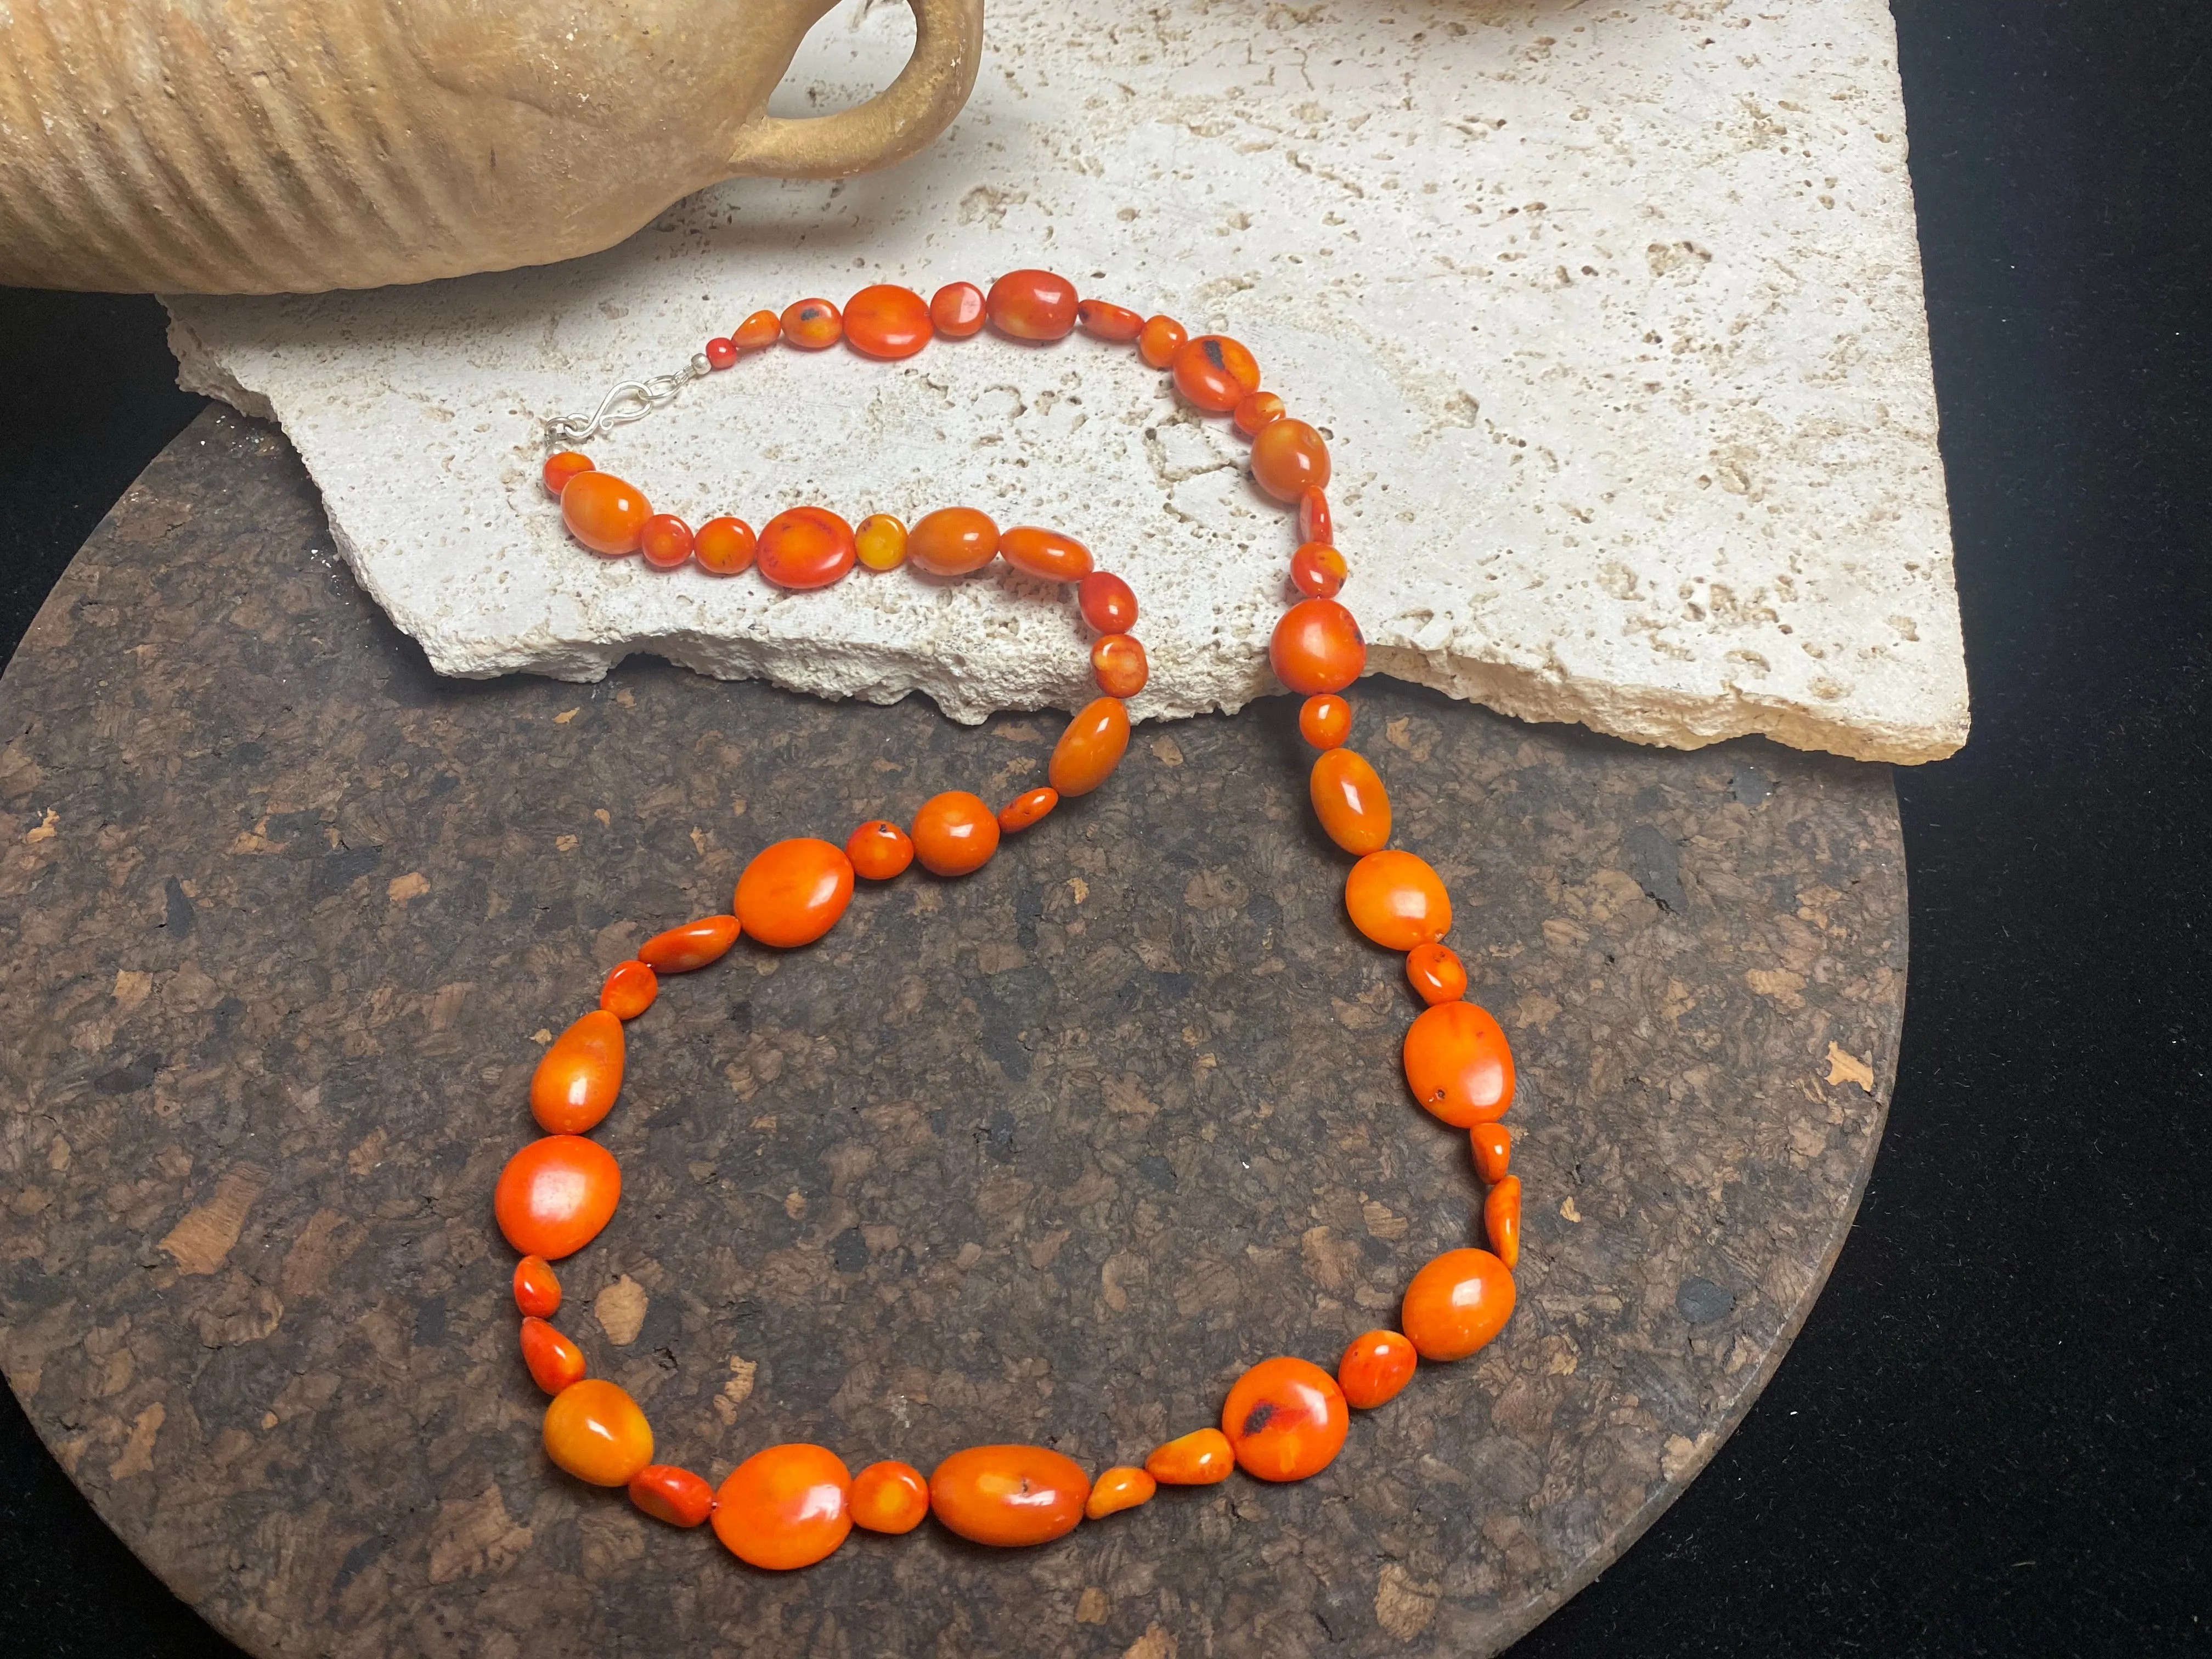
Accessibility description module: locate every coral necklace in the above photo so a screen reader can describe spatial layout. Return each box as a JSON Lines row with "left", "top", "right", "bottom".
{"left": 501, "top": 271, "right": 1523, "bottom": 1567}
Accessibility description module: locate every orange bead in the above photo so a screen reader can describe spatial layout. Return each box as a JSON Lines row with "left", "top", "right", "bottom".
{"left": 911, "top": 791, "right": 1000, "bottom": 877}
{"left": 930, "top": 281, "right": 987, "bottom": 338}
{"left": 850, "top": 1459, "right": 931, "bottom": 1534}
{"left": 1485, "top": 1174, "right": 1522, "bottom": 1269}
{"left": 986, "top": 269, "right": 1079, "bottom": 341}
{"left": 713, "top": 1443, "right": 854, "bottom": 1569}
{"left": 1299, "top": 693, "right": 1351, "bottom": 749}
{"left": 1077, "top": 571, "right": 1138, "bottom": 633}
{"left": 629, "top": 1464, "right": 715, "bottom": 1528}
{"left": 1290, "top": 541, "right": 1348, "bottom": 599}
{"left": 561, "top": 470, "right": 651, "bottom": 556}
{"left": 1084, "top": 1465, "right": 1157, "bottom": 1520}
{"left": 1309, "top": 748, "right": 1392, "bottom": 855}
{"left": 1146, "top": 1426, "right": 1234, "bottom": 1485}
{"left": 1137, "top": 314, "right": 1187, "bottom": 369}
{"left": 1234, "top": 390, "right": 1286, "bottom": 435}
{"left": 1269, "top": 597, "right": 1367, "bottom": 695}
{"left": 600, "top": 958, "right": 658, "bottom": 1020}
{"left": 512, "top": 1254, "right": 562, "bottom": 1318}
{"left": 1091, "top": 633, "right": 1149, "bottom": 698}
{"left": 847, "top": 819, "right": 915, "bottom": 881}
{"left": 693, "top": 515, "right": 757, "bottom": 575}
{"left": 855, "top": 512, "right": 908, "bottom": 571}
{"left": 1251, "top": 418, "right": 1331, "bottom": 502}
{"left": 998, "top": 787, "right": 1059, "bottom": 833}
{"left": 543, "top": 1379, "right": 653, "bottom": 1486}
{"left": 1345, "top": 850, "right": 1452, "bottom": 951}
{"left": 495, "top": 1134, "right": 622, "bottom": 1260}
{"left": 639, "top": 915, "right": 741, "bottom": 973}
{"left": 639, "top": 512, "right": 694, "bottom": 571}
{"left": 1049, "top": 696, "right": 1130, "bottom": 797}
{"left": 781, "top": 297, "right": 843, "bottom": 349}
{"left": 844, "top": 283, "right": 933, "bottom": 359}
{"left": 735, "top": 837, "right": 855, "bottom": 947}
{"left": 999, "top": 525, "right": 1094, "bottom": 582}
{"left": 520, "top": 1315, "right": 586, "bottom": 1394}
{"left": 1077, "top": 298, "right": 1145, "bottom": 341}
{"left": 755, "top": 505, "right": 856, "bottom": 590}
{"left": 1401, "top": 1248, "right": 1516, "bottom": 1362}
{"left": 1406, "top": 941, "right": 1468, "bottom": 1007}
{"left": 908, "top": 506, "right": 1000, "bottom": 576}
{"left": 1338, "top": 1329, "right": 1419, "bottom": 1410}
{"left": 1222, "top": 1357, "right": 1349, "bottom": 1482}
{"left": 1298, "top": 485, "right": 1332, "bottom": 545}
{"left": 929, "top": 1445, "right": 1091, "bottom": 1547}
{"left": 1470, "top": 1121, "right": 1513, "bottom": 1184}
{"left": 733, "top": 309, "right": 781, "bottom": 349}
{"left": 529, "top": 1008, "right": 625, "bottom": 1134}
{"left": 543, "top": 451, "right": 594, "bottom": 495}
{"left": 1402, "top": 999, "right": 1515, "bottom": 1126}
{"left": 1172, "top": 334, "right": 1262, "bottom": 413}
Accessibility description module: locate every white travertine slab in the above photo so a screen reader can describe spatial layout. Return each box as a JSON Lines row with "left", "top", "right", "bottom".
{"left": 165, "top": 0, "right": 1967, "bottom": 763}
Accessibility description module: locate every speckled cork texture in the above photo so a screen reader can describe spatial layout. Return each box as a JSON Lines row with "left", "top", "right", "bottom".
{"left": 0, "top": 411, "right": 1905, "bottom": 1657}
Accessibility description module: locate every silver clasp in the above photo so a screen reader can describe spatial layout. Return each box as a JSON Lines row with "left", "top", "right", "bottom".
{"left": 545, "top": 353, "right": 714, "bottom": 448}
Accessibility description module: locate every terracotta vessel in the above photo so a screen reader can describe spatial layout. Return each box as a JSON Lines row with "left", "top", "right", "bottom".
{"left": 0, "top": 0, "right": 983, "bottom": 294}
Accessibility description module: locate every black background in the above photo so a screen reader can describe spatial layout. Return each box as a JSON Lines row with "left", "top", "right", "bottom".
{"left": 1, "top": 3, "right": 2205, "bottom": 1652}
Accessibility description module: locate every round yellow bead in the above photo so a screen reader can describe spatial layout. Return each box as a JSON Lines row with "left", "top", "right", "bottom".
{"left": 855, "top": 514, "right": 909, "bottom": 572}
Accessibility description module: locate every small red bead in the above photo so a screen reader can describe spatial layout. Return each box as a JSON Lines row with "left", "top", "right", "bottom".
{"left": 1290, "top": 541, "right": 1348, "bottom": 599}
{"left": 1234, "top": 391, "right": 1286, "bottom": 436}
{"left": 998, "top": 787, "right": 1059, "bottom": 832}
{"left": 1077, "top": 571, "right": 1138, "bottom": 634}
{"left": 1299, "top": 486, "right": 1333, "bottom": 546}
{"left": 1138, "top": 315, "right": 1187, "bottom": 369}
{"left": 543, "top": 452, "right": 594, "bottom": 496}
{"left": 600, "top": 960, "right": 659, "bottom": 1020}
{"left": 639, "top": 514, "right": 695, "bottom": 571}
{"left": 512, "top": 1255, "right": 562, "bottom": 1318}
{"left": 1077, "top": 299, "right": 1145, "bottom": 342}
{"left": 931, "top": 282, "right": 988, "bottom": 338}
{"left": 704, "top": 337, "right": 738, "bottom": 370}
{"left": 629, "top": 1464, "right": 716, "bottom": 1528}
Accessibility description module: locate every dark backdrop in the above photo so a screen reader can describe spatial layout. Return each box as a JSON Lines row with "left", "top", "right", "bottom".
{"left": 1, "top": 3, "right": 2205, "bottom": 1652}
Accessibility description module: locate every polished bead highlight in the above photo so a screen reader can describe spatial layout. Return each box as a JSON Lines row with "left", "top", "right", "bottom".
{"left": 844, "top": 284, "right": 933, "bottom": 359}
{"left": 1269, "top": 597, "right": 1366, "bottom": 695}
{"left": 1401, "top": 1248, "right": 1516, "bottom": 1362}
{"left": 755, "top": 506, "right": 857, "bottom": 590}
{"left": 530, "top": 1009, "right": 625, "bottom": 1134}
{"left": 909, "top": 506, "right": 1001, "bottom": 576}
{"left": 781, "top": 297, "right": 843, "bottom": 349}
{"left": 599, "top": 960, "right": 658, "bottom": 1020}
{"left": 1402, "top": 999, "right": 1515, "bottom": 1126}
{"left": 1345, "top": 850, "right": 1452, "bottom": 951}
{"left": 912, "top": 791, "right": 1001, "bottom": 876}
{"left": 639, "top": 915, "right": 741, "bottom": 973}
{"left": 712, "top": 1443, "right": 854, "bottom": 1569}
{"left": 929, "top": 1445, "right": 1091, "bottom": 1546}
{"left": 986, "top": 269, "right": 1080, "bottom": 341}
{"left": 495, "top": 1135, "right": 622, "bottom": 1260}
{"left": 735, "top": 838, "right": 856, "bottom": 947}
{"left": 1406, "top": 942, "right": 1469, "bottom": 1007}
{"left": 1049, "top": 697, "right": 1131, "bottom": 796}
{"left": 850, "top": 1460, "right": 932, "bottom": 1534}
{"left": 543, "top": 1379, "right": 653, "bottom": 1486}
{"left": 1338, "top": 1330, "right": 1419, "bottom": 1410}
{"left": 561, "top": 470, "right": 650, "bottom": 556}
{"left": 1146, "top": 1427, "right": 1234, "bottom": 1485}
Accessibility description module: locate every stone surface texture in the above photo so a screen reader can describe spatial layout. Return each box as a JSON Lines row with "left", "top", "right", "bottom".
{"left": 0, "top": 411, "right": 1906, "bottom": 1657}
{"left": 165, "top": 0, "right": 1968, "bottom": 765}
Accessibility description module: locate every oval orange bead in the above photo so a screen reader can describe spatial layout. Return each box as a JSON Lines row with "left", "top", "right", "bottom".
{"left": 1077, "top": 298, "right": 1145, "bottom": 341}
{"left": 999, "top": 525, "right": 1094, "bottom": 582}
{"left": 986, "top": 269, "right": 1079, "bottom": 341}
{"left": 755, "top": 505, "right": 857, "bottom": 590}
{"left": 1402, "top": 1248, "right": 1516, "bottom": 1362}
{"left": 911, "top": 791, "right": 1001, "bottom": 877}
{"left": 1234, "top": 390, "right": 1286, "bottom": 435}
{"left": 1299, "top": 693, "right": 1351, "bottom": 749}
{"left": 998, "top": 787, "right": 1058, "bottom": 833}
{"left": 1172, "top": 334, "right": 1261, "bottom": 413}
{"left": 1309, "top": 748, "right": 1391, "bottom": 855}
{"left": 1222, "top": 1357, "right": 1350, "bottom": 1482}
{"left": 543, "top": 1379, "right": 653, "bottom": 1486}
{"left": 850, "top": 1459, "right": 931, "bottom": 1534}
{"left": 1485, "top": 1174, "right": 1522, "bottom": 1270}
{"left": 1049, "top": 696, "right": 1130, "bottom": 797}
{"left": 543, "top": 451, "right": 594, "bottom": 496}
{"left": 1402, "top": 999, "right": 1515, "bottom": 1126}
{"left": 1146, "top": 1426, "right": 1234, "bottom": 1485}
{"left": 512, "top": 1254, "right": 562, "bottom": 1317}
{"left": 1251, "top": 417, "right": 1331, "bottom": 501}
{"left": 735, "top": 838, "right": 855, "bottom": 947}
{"left": 712, "top": 1443, "right": 853, "bottom": 1569}
{"left": 1137, "top": 314, "right": 1187, "bottom": 369}
{"left": 844, "top": 283, "right": 933, "bottom": 359}
{"left": 629, "top": 1464, "right": 715, "bottom": 1528}
{"left": 1338, "top": 1329, "right": 1419, "bottom": 1410}
{"left": 1290, "top": 541, "right": 1348, "bottom": 600}
{"left": 1084, "top": 1466, "right": 1157, "bottom": 1520}
{"left": 1091, "top": 634, "right": 1149, "bottom": 698}
{"left": 520, "top": 1315, "right": 586, "bottom": 1394}
{"left": 495, "top": 1135, "right": 622, "bottom": 1260}
{"left": 599, "top": 959, "right": 658, "bottom": 1020}
{"left": 909, "top": 506, "right": 1000, "bottom": 576}
{"left": 561, "top": 470, "right": 650, "bottom": 556}
{"left": 530, "top": 1008, "right": 625, "bottom": 1134}
{"left": 639, "top": 915, "right": 741, "bottom": 973}
{"left": 929, "top": 1444, "right": 1091, "bottom": 1547}
{"left": 733, "top": 309, "right": 781, "bottom": 349}
{"left": 1270, "top": 597, "right": 1367, "bottom": 695}
{"left": 1470, "top": 1121, "right": 1513, "bottom": 1185}
{"left": 1406, "top": 941, "right": 1468, "bottom": 1006}
{"left": 1345, "top": 850, "right": 1452, "bottom": 951}
{"left": 1077, "top": 571, "right": 1138, "bottom": 634}
{"left": 1298, "top": 485, "right": 1332, "bottom": 545}
{"left": 855, "top": 512, "right": 908, "bottom": 571}
{"left": 846, "top": 819, "right": 915, "bottom": 881}
{"left": 781, "top": 297, "right": 843, "bottom": 349}
{"left": 693, "top": 515, "right": 757, "bottom": 575}
{"left": 639, "top": 512, "right": 693, "bottom": 571}
{"left": 930, "top": 281, "right": 987, "bottom": 338}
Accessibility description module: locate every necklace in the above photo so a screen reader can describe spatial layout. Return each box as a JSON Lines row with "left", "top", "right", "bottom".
{"left": 497, "top": 270, "right": 1523, "bottom": 1569}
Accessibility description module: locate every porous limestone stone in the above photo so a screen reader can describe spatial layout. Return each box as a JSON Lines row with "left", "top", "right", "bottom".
{"left": 166, "top": 0, "right": 1968, "bottom": 763}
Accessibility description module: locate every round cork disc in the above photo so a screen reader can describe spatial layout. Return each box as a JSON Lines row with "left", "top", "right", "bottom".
{"left": 0, "top": 410, "right": 1904, "bottom": 1658}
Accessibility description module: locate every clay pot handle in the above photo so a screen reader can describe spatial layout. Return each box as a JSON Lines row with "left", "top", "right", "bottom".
{"left": 726, "top": 0, "right": 984, "bottom": 179}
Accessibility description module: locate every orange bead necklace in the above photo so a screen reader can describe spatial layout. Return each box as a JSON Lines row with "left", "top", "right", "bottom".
{"left": 506, "top": 270, "right": 1525, "bottom": 1567}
